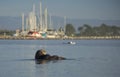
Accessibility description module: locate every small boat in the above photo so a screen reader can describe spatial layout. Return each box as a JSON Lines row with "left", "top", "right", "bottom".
{"left": 68, "top": 41, "right": 76, "bottom": 45}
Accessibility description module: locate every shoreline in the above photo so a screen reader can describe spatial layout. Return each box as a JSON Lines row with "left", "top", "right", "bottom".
{"left": 0, "top": 36, "right": 120, "bottom": 40}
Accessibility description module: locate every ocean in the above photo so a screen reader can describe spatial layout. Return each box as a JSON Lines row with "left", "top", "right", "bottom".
{"left": 0, "top": 40, "right": 120, "bottom": 77}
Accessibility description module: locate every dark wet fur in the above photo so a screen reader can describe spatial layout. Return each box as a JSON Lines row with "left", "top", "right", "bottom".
{"left": 35, "top": 50, "right": 66, "bottom": 61}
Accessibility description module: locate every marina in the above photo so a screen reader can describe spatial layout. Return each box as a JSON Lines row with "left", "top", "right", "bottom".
{"left": 15, "top": 1, "right": 65, "bottom": 39}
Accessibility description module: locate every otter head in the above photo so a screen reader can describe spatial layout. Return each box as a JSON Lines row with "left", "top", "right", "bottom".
{"left": 35, "top": 49, "right": 47, "bottom": 59}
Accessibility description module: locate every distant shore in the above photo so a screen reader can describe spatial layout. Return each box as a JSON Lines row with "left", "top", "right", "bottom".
{"left": 0, "top": 35, "right": 120, "bottom": 40}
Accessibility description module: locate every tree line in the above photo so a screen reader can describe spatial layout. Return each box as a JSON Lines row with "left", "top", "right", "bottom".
{"left": 65, "top": 23, "right": 120, "bottom": 36}
{"left": 0, "top": 29, "right": 15, "bottom": 36}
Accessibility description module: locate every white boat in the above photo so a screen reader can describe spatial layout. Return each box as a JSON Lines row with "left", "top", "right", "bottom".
{"left": 28, "top": 31, "right": 41, "bottom": 37}
{"left": 68, "top": 41, "right": 76, "bottom": 45}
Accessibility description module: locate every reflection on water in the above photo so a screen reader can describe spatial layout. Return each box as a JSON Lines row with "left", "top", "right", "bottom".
{"left": 35, "top": 59, "right": 60, "bottom": 64}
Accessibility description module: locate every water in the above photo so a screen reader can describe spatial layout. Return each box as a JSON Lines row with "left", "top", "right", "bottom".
{"left": 0, "top": 40, "right": 120, "bottom": 77}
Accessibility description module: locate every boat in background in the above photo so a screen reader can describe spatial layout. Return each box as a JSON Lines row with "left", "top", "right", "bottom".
{"left": 67, "top": 41, "right": 76, "bottom": 45}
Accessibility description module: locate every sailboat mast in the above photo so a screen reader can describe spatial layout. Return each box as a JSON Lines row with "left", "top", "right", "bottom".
{"left": 33, "top": 4, "right": 35, "bottom": 14}
{"left": 33, "top": 4, "right": 36, "bottom": 32}
{"left": 44, "top": 8, "right": 48, "bottom": 31}
{"left": 49, "top": 14, "right": 52, "bottom": 29}
{"left": 26, "top": 18, "right": 28, "bottom": 32}
{"left": 22, "top": 13, "right": 24, "bottom": 32}
{"left": 40, "top": 1, "right": 42, "bottom": 31}
{"left": 64, "top": 16, "right": 66, "bottom": 33}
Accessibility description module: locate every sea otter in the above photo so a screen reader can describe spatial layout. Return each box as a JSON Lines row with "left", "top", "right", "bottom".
{"left": 35, "top": 49, "right": 66, "bottom": 60}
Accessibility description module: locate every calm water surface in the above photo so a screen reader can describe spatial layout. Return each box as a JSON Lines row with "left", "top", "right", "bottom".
{"left": 0, "top": 40, "right": 120, "bottom": 77}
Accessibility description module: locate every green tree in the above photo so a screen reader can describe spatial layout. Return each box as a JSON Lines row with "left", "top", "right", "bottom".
{"left": 65, "top": 24, "right": 76, "bottom": 36}
{"left": 77, "top": 23, "right": 120, "bottom": 36}
{"left": 58, "top": 27, "right": 64, "bottom": 32}
{"left": 78, "top": 24, "right": 93, "bottom": 36}
{"left": 111, "top": 26, "right": 120, "bottom": 36}
{"left": 0, "top": 29, "right": 15, "bottom": 36}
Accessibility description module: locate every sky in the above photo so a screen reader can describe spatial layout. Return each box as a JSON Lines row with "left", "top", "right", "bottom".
{"left": 0, "top": 0, "right": 120, "bottom": 20}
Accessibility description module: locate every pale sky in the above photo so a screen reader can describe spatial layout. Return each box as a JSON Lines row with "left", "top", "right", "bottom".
{"left": 0, "top": 0, "right": 120, "bottom": 20}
